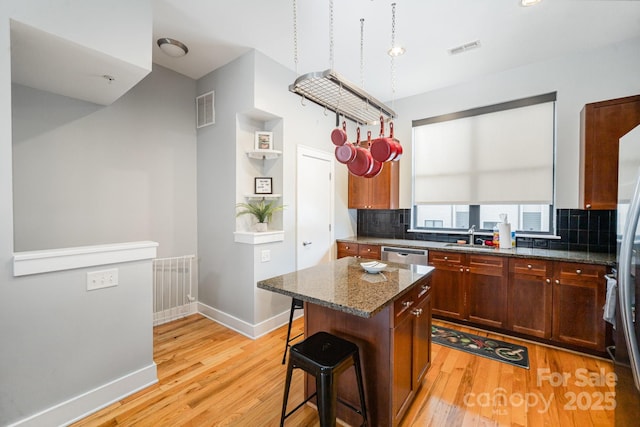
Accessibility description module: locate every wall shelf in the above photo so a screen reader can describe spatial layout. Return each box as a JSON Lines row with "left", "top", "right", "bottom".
{"left": 246, "top": 149, "right": 282, "bottom": 160}
{"left": 233, "top": 230, "right": 284, "bottom": 245}
{"left": 244, "top": 194, "right": 282, "bottom": 199}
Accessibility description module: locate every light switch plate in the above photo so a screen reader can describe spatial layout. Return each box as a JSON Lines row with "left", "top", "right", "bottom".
{"left": 261, "top": 250, "right": 271, "bottom": 262}
{"left": 87, "top": 268, "right": 118, "bottom": 291}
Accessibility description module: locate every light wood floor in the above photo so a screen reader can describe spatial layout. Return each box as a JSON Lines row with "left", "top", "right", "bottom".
{"left": 73, "top": 314, "right": 616, "bottom": 427}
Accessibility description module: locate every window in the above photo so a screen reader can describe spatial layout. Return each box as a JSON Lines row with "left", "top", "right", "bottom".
{"left": 411, "top": 93, "right": 556, "bottom": 233}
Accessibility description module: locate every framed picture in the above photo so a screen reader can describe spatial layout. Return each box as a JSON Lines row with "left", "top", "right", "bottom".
{"left": 255, "top": 131, "right": 273, "bottom": 150}
{"left": 254, "top": 177, "right": 273, "bottom": 194}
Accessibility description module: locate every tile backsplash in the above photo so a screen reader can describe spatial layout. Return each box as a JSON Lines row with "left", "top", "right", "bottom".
{"left": 356, "top": 208, "right": 616, "bottom": 254}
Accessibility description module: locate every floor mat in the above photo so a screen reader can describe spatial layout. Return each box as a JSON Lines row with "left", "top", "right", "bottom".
{"left": 431, "top": 324, "right": 529, "bottom": 369}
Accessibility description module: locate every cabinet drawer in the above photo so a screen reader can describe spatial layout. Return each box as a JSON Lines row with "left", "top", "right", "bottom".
{"left": 510, "top": 259, "right": 549, "bottom": 277}
{"left": 358, "top": 244, "right": 380, "bottom": 260}
{"left": 468, "top": 254, "right": 505, "bottom": 276}
{"left": 337, "top": 242, "right": 358, "bottom": 257}
{"left": 556, "top": 262, "right": 605, "bottom": 282}
{"left": 429, "top": 251, "right": 463, "bottom": 267}
{"left": 393, "top": 287, "right": 419, "bottom": 326}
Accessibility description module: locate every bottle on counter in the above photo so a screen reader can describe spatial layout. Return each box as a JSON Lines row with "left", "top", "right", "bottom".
{"left": 493, "top": 224, "right": 500, "bottom": 246}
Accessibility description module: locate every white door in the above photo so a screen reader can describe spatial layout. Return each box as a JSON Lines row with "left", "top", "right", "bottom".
{"left": 297, "top": 146, "right": 334, "bottom": 270}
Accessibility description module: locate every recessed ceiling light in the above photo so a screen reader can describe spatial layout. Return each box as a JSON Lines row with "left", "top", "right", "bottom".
{"left": 157, "top": 38, "right": 189, "bottom": 57}
{"left": 388, "top": 46, "right": 406, "bottom": 57}
{"left": 521, "top": 0, "right": 542, "bottom": 6}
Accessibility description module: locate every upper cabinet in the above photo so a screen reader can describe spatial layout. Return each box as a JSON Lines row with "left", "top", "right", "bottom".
{"left": 579, "top": 94, "right": 640, "bottom": 209}
{"left": 348, "top": 160, "right": 399, "bottom": 209}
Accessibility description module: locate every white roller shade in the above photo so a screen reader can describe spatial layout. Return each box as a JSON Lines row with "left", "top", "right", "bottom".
{"left": 413, "top": 100, "right": 554, "bottom": 205}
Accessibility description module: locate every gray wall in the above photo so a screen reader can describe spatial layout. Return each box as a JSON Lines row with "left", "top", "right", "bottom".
{"left": 12, "top": 64, "right": 197, "bottom": 258}
{"left": 391, "top": 36, "right": 640, "bottom": 209}
{"left": 0, "top": 3, "right": 171, "bottom": 425}
{"left": 196, "top": 50, "right": 352, "bottom": 326}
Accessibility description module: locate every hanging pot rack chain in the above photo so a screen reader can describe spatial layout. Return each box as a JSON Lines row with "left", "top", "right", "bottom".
{"left": 288, "top": 0, "right": 397, "bottom": 126}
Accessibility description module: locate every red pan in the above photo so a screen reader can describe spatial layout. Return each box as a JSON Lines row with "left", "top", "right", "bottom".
{"left": 348, "top": 132, "right": 374, "bottom": 176}
{"left": 335, "top": 142, "right": 356, "bottom": 164}
{"left": 331, "top": 121, "right": 348, "bottom": 146}
{"left": 370, "top": 116, "right": 399, "bottom": 162}
{"left": 364, "top": 158, "right": 383, "bottom": 178}
{"left": 389, "top": 122, "right": 402, "bottom": 161}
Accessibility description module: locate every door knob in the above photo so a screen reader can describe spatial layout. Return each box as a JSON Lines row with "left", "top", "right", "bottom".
{"left": 303, "top": 241, "right": 312, "bottom": 246}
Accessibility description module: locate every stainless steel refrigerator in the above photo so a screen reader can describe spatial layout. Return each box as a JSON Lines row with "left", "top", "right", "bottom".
{"left": 616, "top": 123, "right": 640, "bottom": 425}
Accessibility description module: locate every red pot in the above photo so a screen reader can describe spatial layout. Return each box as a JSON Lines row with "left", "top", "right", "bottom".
{"left": 370, "top": 117, "right": 400, "bottom": 162}
{"left": 348, "top": 145, "right": 374, "bottom": 176}
{"left": 331, "top": 121, "right": 348, "bottom": 146}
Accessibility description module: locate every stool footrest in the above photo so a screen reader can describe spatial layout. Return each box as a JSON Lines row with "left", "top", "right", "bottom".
{"left": 282, "top": 392, "right": 317, "bottom": 421}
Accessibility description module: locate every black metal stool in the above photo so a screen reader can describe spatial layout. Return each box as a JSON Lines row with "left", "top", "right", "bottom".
{"left": 280, "top": 331, "right": 368, "bottom": 427}
{"left": 281, "top": 298, "right": 304, "bottom": 364}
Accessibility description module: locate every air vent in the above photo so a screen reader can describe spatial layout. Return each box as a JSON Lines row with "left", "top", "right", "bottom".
{"left": 196, "top": 91, "right": 214, "bottom": 128}
{"left": 448, "top": 40, "right": 481, "bottom": 55}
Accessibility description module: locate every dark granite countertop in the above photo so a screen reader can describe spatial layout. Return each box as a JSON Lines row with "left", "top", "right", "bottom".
{"left": 337, "top": 236, "right": 617, "bottom": 267}
{"left": 257, "top": 256, "right": 435, "bottom": 318}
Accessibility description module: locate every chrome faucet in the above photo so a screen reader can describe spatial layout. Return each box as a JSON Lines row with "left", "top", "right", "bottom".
{"left": 468, "top": 225, "right": 476, "bottom": 245}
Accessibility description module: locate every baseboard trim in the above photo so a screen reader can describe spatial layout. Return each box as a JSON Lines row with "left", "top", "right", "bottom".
{"left": 8, "top": 363, "right": 158, "bottom": 427}
{"left": 197, "top": 302, "right": 301, "bottom": 339}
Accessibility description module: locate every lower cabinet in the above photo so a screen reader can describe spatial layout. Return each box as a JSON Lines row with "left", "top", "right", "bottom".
{"left": 431, "top": 251, "right": 609, "bottom": 353}
{"left": 428, "top": 251, "right": 508, "bottom": 328}
{"left": 508, "top": 258, "right": 553, "bottom": 339}
{"left": 391, "top": 278, "right": 432, "bottom": 425}
{"left": 552, "top": 262, "right": 607, "bottom": 351}
{"left": 336, "top": 241, "right": 380, "bottom": 260}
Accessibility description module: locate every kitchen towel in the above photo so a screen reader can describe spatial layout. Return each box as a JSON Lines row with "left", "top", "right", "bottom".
{"left": 603, "top": 274, "right": 617, "bottom": 329}
{"left": 498, "top": 223, "right": 511, "bottom": 249}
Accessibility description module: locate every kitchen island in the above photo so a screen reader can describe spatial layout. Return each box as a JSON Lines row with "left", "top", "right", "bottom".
{"left": 258, "top": 256, "right": 434, "bottom": 427}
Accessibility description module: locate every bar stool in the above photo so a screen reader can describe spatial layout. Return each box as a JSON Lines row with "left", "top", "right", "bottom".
{"left": 280, "top": 331, "right": 368, "bottom": 427}
{"left": 281, "top": 298, "right": 304, "bottom": 364}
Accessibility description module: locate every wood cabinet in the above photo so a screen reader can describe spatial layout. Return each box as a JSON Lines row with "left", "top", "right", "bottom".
{"left": 348, "top": 160, "right": 399, "bottom": 209}
{"left": 428, "top": 251, "right": 466, "bottom": 320}
{"left": 552, "top": 261, "right": 607, "bottom": 351}
{"left": 428, "top": 251, "right": 508, "bottom": 328}
{"left": 304, "top": 275, "right": 432, "bottom": 427}
{"left": 391, "top": 277, "right": 432, "bottom": 425}
{"left": 427, "top": 253, "right": 610, "bottom": 353}
{"left": 579, "top": 94, "right": 640, "bottom": 209}
{"left": 336, "top": 241, "right": 380, "bottom": 260}
{"left": 508, "top": 258, "right": 553, "bottom": 339}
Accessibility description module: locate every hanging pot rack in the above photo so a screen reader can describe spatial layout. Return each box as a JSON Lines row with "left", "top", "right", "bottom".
{"left": 289, "top": 69, "right": 396, "bottom": 126}
{"left": 289, "top": 0, "right": 396, "bottom": 126}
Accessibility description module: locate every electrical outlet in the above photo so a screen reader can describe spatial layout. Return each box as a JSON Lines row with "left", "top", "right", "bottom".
{"left": 261, "top": 249, "right": 271, "bottom": 263}
{"left": 87, "top": 268, "right": 118, "bottom": 291}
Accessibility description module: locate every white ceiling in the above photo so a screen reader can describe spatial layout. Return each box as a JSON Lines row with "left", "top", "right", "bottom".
{"left": 152, "top": 0, "right": 640, "bottom": 101}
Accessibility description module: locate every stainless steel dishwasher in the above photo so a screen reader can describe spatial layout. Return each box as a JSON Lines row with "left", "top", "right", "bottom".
{"left": 381, "top": 246, "right": 428, "bottom": 265}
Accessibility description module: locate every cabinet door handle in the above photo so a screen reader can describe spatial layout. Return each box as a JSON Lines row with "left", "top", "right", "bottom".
{"left": 345, "top": 246, "right": 350, "bottom": 250}
{"left": 460, "top": 267, "right": 464, "bottom": 272}
{"left": 465, "top": 268, "right": 470, "bottom": 273}
{"left": 576, "top": 269, "right": 582, "bottom": 275}
{"left": 527, "top": 264, "right": 533, "bottom": 269}
{"left": 366, "top": 248, "right": 371, "bottom": 252}
{"left": 411, "top": 308, "right": 423, "bottom": 317}
{"left": 402, "top": 301, "right": 414, "bottom": 308}
{"left": 303, "top": 241, "right": 312, "bottom": 246}
{"left": 546, "top": 278, "right": 551, "bottom": 284}
{"left": 586, "top": 204, "right": 592, "bottom": 209}
{"left": 555, "top": 279, "right": 560, "bottom": 284}
{"left": 444, "top": 256, "right": 448, "bottom": 261}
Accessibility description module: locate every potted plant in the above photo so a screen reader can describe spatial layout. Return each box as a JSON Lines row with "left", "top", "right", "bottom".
{"left": 236, "top": 200, "right": 285, "bottom": 232}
